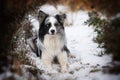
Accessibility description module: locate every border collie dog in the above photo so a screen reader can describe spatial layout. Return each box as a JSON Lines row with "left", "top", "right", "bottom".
{"left": 36, "top": 10, "right": 70, "bottom": 72}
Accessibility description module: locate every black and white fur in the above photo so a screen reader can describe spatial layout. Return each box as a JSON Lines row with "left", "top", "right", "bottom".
{"left": 36, "top": 10, "right": 70, "bottom": 72}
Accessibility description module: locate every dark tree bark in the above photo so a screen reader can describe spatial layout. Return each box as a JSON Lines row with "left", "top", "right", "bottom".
{"left": 0, "top": 0, "right": 46, "bottom": 73}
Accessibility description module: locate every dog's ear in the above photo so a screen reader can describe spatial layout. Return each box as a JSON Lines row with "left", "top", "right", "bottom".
{"left": 38, "top": 10, "right": 48, "bottom": 24}
{"left": 55, "top": 14, "right": 66, "bottom": 24}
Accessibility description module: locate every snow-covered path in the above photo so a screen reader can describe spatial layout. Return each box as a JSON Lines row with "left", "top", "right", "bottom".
{"left": 29, "top": 4, "right": 120, "bottom": 80}
{"left": 65, "top": 11, "right": 110, "bottom": 65}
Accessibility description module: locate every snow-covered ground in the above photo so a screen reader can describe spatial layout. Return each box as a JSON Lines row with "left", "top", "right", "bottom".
{"left": 28, "top": 4, "right": 120, "bottom": 80}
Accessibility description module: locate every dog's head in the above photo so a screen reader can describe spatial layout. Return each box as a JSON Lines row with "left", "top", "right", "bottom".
{"left": 38, "top": 10, "right": 66, "bottom": 35}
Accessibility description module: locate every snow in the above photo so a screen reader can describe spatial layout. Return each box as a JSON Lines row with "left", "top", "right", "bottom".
{"left": 28, "top": 4, "right": 120, "bottom": 80}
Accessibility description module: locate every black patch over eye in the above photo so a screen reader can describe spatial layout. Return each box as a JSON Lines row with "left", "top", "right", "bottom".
{"left": 46, "top": 23, "right": 51, "bottom": 27}
{"left": 54, "top": 23, "right": 59, "bottom": 26}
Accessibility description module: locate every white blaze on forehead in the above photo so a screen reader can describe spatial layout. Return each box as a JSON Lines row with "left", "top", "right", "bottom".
{"left": 45, "top": 17, "right": 57, "bottom": 34}
{"left": 45, "top": 17, "right": 57, "bottom": 24}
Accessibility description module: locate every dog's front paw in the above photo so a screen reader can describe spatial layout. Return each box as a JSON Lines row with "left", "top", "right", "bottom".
{"left": 69, "top": 54, "right": 76, "bottom": 58}
{"left": 46, "top": 69, "right": 58, "bottom": 74}
{"left": 61, "top": 67, "right": 68, "bottom": 73}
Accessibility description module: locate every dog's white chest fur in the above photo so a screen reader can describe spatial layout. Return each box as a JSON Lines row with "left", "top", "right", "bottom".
{"left": 43, "top": 34, "right": 63, "bottom": 55}
{"left": 42, "top": 34, "right": 68, "bottom": 72}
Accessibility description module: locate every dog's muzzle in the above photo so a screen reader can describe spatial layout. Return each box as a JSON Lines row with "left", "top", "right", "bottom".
{"left": 51, "top": 29, "right": 55, "bottom": 34}
{"left": 49, "top": 29, "right": 56, "bottom": 35}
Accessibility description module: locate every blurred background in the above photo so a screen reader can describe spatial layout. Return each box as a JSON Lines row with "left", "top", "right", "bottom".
{"left": 0, "top": 0, "right": 120, "bottom": 80}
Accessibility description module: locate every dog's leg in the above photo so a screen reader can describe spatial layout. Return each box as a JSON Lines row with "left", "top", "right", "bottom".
{"left": 63, "top": 45, "right": 76, "bottom": 58}
{"left": 42, "top": 52, "right": 52, "bottom": 70}
{"left": 58, "top": 51, "right": 68, "bottom": 73}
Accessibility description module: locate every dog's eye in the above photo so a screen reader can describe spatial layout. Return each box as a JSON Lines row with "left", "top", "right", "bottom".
{"left": 46, "top": 23, "right": 51, "bottom": 27}
{"left": 54, "top": 23, "right": 59, "bottom": 26}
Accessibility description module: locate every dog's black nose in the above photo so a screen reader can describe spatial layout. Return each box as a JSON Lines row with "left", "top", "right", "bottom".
{"left": 51, "top": 29, "right": 55, "bottom": 34}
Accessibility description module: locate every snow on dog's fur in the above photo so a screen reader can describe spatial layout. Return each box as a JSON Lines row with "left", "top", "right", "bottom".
{"left": 34, "top": 10, "right": 70, "bottom": 73}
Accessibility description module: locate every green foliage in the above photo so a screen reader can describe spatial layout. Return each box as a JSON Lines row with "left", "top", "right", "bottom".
{"left": 85, "top": 11, "right": 108, "bottom": 46}
{"left": 104, "top": 16, "right": 120, "bottom": 60}
{"left": 85, "top": 11, "right": 120, "bottom": 61}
